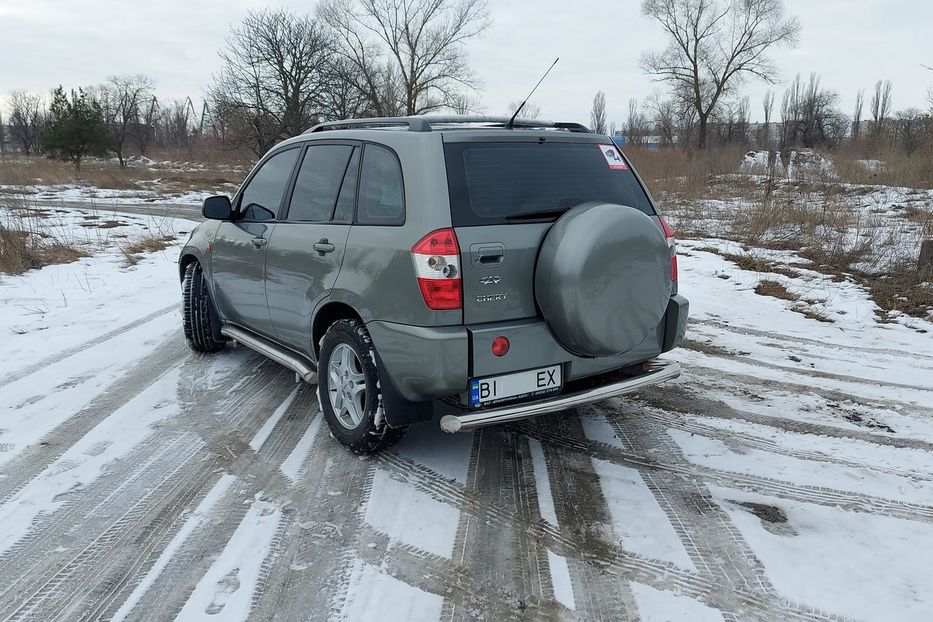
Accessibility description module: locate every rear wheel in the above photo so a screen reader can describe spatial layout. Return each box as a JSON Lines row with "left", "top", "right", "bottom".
{"left": 182, "top": 261, "right": 225, "bottom": 353}
{"left": 318, "top": 319, "right": 406, "bottom": 453}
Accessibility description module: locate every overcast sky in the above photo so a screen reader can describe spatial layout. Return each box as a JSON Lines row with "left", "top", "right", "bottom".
{"left": 1, "top": 0, "right": 931, "bottom": 124}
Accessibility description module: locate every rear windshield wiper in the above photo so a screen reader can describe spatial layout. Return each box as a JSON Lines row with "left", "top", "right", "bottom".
{"left": 504, "top": 209, "right": 568, "bottom": 222}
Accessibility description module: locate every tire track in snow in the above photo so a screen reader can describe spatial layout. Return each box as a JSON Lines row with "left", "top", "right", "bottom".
{"left": 642, "top": 408, "right": 933, "bottom": 483}
{"left": 596, "top": 408, "right": 776, "bottom": 602}
{"left": 441, "top": 428, "right": 562, "bottom": 622}
{"left": 96, "top": 365, "right": 308, "bottom": 621}
{"left": 1, "top": 439, "right": 210, "bottom": 622}
{"left": 248, "top": 429, "right": 376, "bottom": 622}
{"left": 0, "top": 337, "right": 187, "bottom": 506}
{"left": 0, "top": 347, "right": 299, "bottom": 621}
{"left": 692, "top": 317, "right": 933, "bottom": 362}
{"left": 527, "top": 415, "right": 634, "bottom": 621}
{"left": 378, "top": 432, "right": 838, "bottom": 622}
{"left": 0, "top": 303, "right": 178, "bottom": 390}
{"left": 518, "top": 417, "right": 933, "bottom": 527}
{"left": 0, "top": 433, "right": 204, "bottom": 618}
{"left": 683, "top": 364, "right": 933, "bottom": 417}
{"left": 641, "top": 380, "right": 933, "bottom": 453}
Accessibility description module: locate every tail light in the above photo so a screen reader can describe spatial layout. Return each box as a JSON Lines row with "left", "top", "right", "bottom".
{"left": 412, "top": 228, "right": 462, "bottom": 310}
{"left": 658, "top": 216, "right": 678, "bottom": 290}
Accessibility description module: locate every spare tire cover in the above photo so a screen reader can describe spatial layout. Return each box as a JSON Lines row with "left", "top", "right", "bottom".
{"left": 535, "top": 202, "right": 672, "bottom": 357}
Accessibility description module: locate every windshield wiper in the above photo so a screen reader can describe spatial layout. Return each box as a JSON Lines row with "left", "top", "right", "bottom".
{"left": 504, "top": 209, "right": 568, "bottom": 222}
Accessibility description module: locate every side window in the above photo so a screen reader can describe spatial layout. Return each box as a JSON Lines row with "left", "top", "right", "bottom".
{"left": 357, "top": 144, "right": 404, "bottom": 225}
{"left": 238, "top": 148, "right": 299, "bottom": 221}
{"left": 333, "top": 147, "right": 360, "bottom": 222}
{"left": 287, "top": 145, "right": 354, "bottom": 222}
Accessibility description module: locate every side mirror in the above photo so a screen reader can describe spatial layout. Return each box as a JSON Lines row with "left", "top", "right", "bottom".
{"left": 202, "top": 195, "right": 232, "bottom": 220}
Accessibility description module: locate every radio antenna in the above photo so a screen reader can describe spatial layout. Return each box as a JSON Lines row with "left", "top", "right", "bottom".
{"left": 506, "top": 57, "right": 559, "bottom": 129}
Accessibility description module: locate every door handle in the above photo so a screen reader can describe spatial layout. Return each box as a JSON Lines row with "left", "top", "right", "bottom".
{"left": 250, "top": 237, "right": 268, "bottom": 249}
{"left": 313, "top": 239, "right": 336, "bottom": 255}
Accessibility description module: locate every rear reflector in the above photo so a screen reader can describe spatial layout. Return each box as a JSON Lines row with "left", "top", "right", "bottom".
{"left": 412, "top": 228, "right": 462, "bottom": 310}
{"left": 492, "top": 336, "right": 510, "bottom": 357}
{"left": 658, "top": 216, "right": 678, "bottom": 284}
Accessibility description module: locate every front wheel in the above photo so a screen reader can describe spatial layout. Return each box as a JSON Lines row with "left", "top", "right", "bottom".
{"left": 318, "top": 319, "right": 406, "bottom": 453}
{"left": 182, "top": 261, "right": 225, "bottom": 353}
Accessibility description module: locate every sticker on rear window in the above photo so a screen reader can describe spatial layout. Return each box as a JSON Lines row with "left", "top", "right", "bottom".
{"left": 597, "top": 144, "right": 628, "bottom": 170}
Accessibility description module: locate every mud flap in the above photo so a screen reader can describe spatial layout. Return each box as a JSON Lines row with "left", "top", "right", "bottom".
{"left": 661, "top": 294, "right": 689, "bottom": 353}
{"left": 372, "top": 350, "right": 434, "bottom": 427}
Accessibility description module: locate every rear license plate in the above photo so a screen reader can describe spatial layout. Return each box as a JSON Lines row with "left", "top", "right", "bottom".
{"left": 469, "top": 365, "right": 562, "bottom": 407}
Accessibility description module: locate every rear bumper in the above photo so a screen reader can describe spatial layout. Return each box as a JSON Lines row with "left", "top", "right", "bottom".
{"left": 366, "top": 293, "right": 688, "bottom": 404}
{"left": 439, "top": 361, "right": 682, "bottom": 432}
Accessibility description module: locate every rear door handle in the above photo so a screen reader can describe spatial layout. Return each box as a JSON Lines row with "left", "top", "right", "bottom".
{"left": 313, "top": 239, "right": 336, "bottom": 255}
{"left": 471, "top": 243, "right": 505, "bottom": 267}
{"left": 250, "top": 237, "right": 268, "bottom": 249}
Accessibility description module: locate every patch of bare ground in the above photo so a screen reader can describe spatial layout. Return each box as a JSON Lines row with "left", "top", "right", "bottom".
{"left": 754, "top": 279, "right": 834, "bottom": 323}
{"left": 754, "top": 280, "right": 797, "bottom": 301}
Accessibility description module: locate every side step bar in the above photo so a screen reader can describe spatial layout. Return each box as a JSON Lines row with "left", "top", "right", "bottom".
{"left": 439, "top": 361, "right": 681, "bottom": 433}
{"left": 220, "top": 326, "right": 317, "bottom": 383}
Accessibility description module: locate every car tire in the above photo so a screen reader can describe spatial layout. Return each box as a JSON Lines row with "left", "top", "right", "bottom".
{"left": 318, "top": 319, "right": 406, "bottom": 454}
{"left": 182, "top": 261, "right": 225, "bottom": 353}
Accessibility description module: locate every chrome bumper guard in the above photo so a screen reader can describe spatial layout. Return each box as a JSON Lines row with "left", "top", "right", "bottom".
{"left": 439, "top": 361, "right": 681, "bottom": 433}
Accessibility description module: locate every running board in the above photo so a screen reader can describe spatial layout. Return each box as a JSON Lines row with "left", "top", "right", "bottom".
{"left": 439, "top": 361, "right": 681, "bottom": 433}
{"left": 220, "top": 326, "right": 317, "bottom": 384}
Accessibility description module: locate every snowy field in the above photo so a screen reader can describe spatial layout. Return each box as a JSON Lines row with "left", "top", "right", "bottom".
{"left": 1, "top": 198, "right": 932, "bottom": 621}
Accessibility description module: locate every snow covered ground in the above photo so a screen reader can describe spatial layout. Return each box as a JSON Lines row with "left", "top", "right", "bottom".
{"left": 1, "top": 199, "right": 932, "bottom": 621}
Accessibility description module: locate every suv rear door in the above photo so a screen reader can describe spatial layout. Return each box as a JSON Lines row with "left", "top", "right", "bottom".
{"left": 443, "top": 137, "right": 656, "bottom": 325}
{"left": 264, "top": 142, "right": 359, "bottom": 355}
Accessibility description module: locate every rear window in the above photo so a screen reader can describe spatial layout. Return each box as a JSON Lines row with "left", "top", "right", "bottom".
{"left": 444, "top": 142, "right": 654, "bottom": 226}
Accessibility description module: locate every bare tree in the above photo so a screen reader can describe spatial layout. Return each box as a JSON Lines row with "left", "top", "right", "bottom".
{"left": 104, "top": 75, "right": 155, "bottom": 166}
{"left": 625, "top": 98, "right": 645, "bottom": 144}
{"left": 893, "top": 108, "right": 928, "bottom": 156}
{"left": 208, "top": 8, "right": 336, "bottom": 154}
{"left": 647, "top": 93, "right": 678, "bottom": 146}
{"left": 851, "top": 88, "right": 864, "bottom": 140}
{"left": 758, "top": 90, "right": 774, "bottom": 146}
{"left": 870, "top": 79, "right": 892, "bottom": 139}
{"left": 449, "top": 91, "right": 484, "bottom": 114}
{"left": 506, "top": 101, "right": 541, "bottom": 119}
{"left": 0, "top": 111, "right": 5, "bottom": 157}
{"left": 8, "top": 91, "right": 45, "bottom": 155}
{"left": 781, "top": 73, "right": 847, "bottom": 148}
{"left": 320, "top": 0, "right": 490, "bottom": 116}
{"left": 136, "top": 96, "right": 160, "bottom": 155}
{"left": 590, "top": 91, "right": 607, "bottom": 134}
{"left": 640, "top": 0, "right": 799, "bottom": 148}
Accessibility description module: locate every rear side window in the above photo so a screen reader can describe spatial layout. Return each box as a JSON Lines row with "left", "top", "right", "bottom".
{"left": 444, "top": 142, "right": 655, "bottom": 226}
{"left": 287, "top": 145, "right": 354, "bottom": 222}
{"left": 239, "top": 148, "right": 299, "bottom": 221}
{"left": 357, "top": 144, "right": 404, "bottom": 225}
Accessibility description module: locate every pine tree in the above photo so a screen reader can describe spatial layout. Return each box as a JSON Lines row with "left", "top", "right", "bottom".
{"left": 41, "top": 87, "right": 114, "bottom": 170}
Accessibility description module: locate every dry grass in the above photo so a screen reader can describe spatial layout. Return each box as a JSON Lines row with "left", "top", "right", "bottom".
{"left": 754, "top": 280, "right": 797, "bottom": 301}
{"left": 625, "top": 145, "right": 749, "bottom": 199}
{"left": 868, "top": 263, "right": 933, "bottom": 320}
{"left": 0, "top": 204, "right": 88, "bottom": 275}
{"left": 120, "top": 234, "right": 176, "bottom": 266}
{"left": 0, "top": 152, "right": 247, "bottom": 195}
{"left": 831, "top": 144, "right": 933, "bottom": 189}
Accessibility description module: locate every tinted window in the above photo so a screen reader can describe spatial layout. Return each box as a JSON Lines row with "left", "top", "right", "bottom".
{"left": 333, "top": 147, "right": 360, "bottom": 222}
{"left": 287, "top": 145, "right": 354, "bottom": 222}
{"left": 444, "top": 142, "right": 654, "bottom": 226}
{"left": 357, "top": 144, "right": 404, "bottom": 225}
{"left": 239, "top": 148, "right": 299, "bottom": 221}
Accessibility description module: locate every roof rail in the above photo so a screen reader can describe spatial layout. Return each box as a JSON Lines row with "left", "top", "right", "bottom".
{"left": 304, "top": 116, "right": 592, "bottom": 134}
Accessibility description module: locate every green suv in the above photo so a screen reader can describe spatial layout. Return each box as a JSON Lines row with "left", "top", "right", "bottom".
{"left": 178, "top": 116, "right": 688, "bottom": 453}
